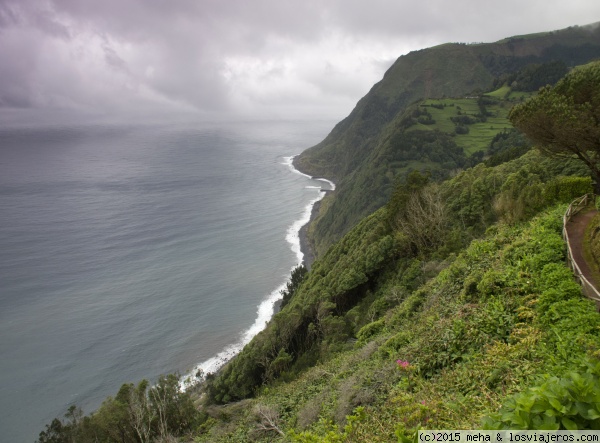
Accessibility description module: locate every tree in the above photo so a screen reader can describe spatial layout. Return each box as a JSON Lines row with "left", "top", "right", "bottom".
{"left": 148, "top": 374, "right": 197, "bottom": 439}
{"left": 387, "top": 170, "right": 431, "bottom": 227}
{"left": 509, "top": 61, "right": 600, "bottom": 193}
{"left": 395, "top": 184, "right": 449, "bottom": 253}
{"left": 126, "top": 380, "right": 154, "bottom": 443}
{"left": 279, "top": 264, "right": 308, "bottom": 309}
{"left": 37, "top": 418, "right": 69, "bottom": 443}
{"left": 37, "top": 405, "right": 84, "bottom": 443}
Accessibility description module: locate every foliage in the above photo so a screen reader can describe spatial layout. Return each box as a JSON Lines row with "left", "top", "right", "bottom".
{"left": 288, "top": 407, "right": 366, "bottom": 442}
{"left": 483, "top": 358, "right": 600, "bottom": 430}
{"left": 206, "top": 150, "right": 588, "bottom": 406}
{"left": 585, "top": 212, "right": 600, "bottom": 276}
{"left": 280, "top": 265, "right": 308, "bottom": 309}
{"left": 387, "top": 170, "right": 431, "bottom": 226}
{"left": 485, "top": 129, "right": 531, "bottom": 165}
{"left": 443, "top": 150, "right": 588, "bottom": 230}
{"left": 394, "top": 184, "right": 449, "bottom": 253}
{"left": 205, "top": 209, "right": 397, "bottom": 403}
{"left": 38, "top": 374, "right": 200, "bottom": 443}
{"left": 307, "top": 127, "right": 468, "bottom": 256}
{"left": 195, "top": 148, "right": 600, "bottom": 442}
{"left": 509, "top": 61, "right": 600, "bottom": 192}
{"left": 499, "top": 61, "right": 569, "bottom": 92}
{"left": 37, "top": 406, "right": 82, "bottom": 443}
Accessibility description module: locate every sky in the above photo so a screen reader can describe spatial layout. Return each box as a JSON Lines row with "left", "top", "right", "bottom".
{"left": 0, "top": 0, "right": 599, "bottom": 121}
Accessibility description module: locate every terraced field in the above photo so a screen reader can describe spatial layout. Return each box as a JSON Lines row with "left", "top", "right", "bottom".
{"left": 405, "top": 88, "right": 531, "bottom": 155}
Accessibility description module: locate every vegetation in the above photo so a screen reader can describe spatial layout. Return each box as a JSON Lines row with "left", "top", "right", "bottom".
{"left": 193, "top": 182, "right": 598, "bottom": 441}
{"left": 483, "top": 359, "right": 600, "bottom": 430}
{"left": 510, "top": 61, "right": 600, "bottom": 193}
{"left": 280, "top": 265, "right": 308, "bottom": 309}
{"left": 493, "top": 61, "right": 568, "bottom": 93}
{"left": 37, "top": 374, "right": 199, "bottom": 443}
{"left": 192, "top": 150, "right": 593, "bottom": 441}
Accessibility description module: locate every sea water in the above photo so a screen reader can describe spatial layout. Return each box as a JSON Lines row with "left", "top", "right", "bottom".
{"left": 0, "top": 117, "right": 334, "bottom": 442}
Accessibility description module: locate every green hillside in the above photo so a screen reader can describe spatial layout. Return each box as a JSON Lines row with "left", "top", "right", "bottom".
{"left": 192, "top": 150, "right": 597, "bottom": 442}
{"left": 295, "top": 22, "right": 600, "bottom": 257}
{"left": 302, "top": 89, "right": 529, "bottom": 257}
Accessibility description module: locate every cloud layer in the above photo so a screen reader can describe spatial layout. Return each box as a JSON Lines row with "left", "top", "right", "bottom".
{"left": 1, "top": 0, "right": 599, "bottom": 120}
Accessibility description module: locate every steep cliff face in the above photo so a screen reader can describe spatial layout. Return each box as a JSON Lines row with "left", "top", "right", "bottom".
{"left": 294, "top": 43, "right": 494, "bottom": 180}
{"left": 295, "top": 23, "right": 600, "bottom": 256}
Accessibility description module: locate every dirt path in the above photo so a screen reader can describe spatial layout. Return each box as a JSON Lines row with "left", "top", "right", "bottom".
{"left": 564, "top": 208, "right": 600, "bottom": 288}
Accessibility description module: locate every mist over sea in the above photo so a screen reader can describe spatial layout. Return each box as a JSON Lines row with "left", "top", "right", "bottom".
{"left": 0, "top": 117, "right": 333, "bottom": 443}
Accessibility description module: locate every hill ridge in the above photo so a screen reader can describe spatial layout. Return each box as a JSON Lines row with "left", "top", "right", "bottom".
{"left": 294, "top": 22, "right": 600, "bottom": 256}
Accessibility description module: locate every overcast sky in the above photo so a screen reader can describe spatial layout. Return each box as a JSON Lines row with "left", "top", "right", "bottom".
{"left": 0, "top": 0, "right": 599, "bottom": 121}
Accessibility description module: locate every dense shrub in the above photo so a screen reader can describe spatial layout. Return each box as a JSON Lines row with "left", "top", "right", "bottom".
{"left": 483, "top": 358, "right": 600, "bottom": 430}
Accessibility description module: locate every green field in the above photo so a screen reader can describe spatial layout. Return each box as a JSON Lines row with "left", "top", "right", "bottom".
{"left": 407, "top": 95, "right": 518, "bottom": 155}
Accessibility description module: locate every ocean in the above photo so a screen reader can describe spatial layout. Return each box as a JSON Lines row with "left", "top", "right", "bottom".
{"left": 0, "top": 117, "right": 334, "bottom": 442}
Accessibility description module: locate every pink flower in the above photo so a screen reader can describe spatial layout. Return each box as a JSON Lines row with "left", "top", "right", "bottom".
{"left": 396, "top": 359, "right": 410, "bottom": 368}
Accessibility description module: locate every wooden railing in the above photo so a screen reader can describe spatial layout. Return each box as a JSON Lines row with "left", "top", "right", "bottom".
{"left": 563, "top": 193, "right": 600, "bottom": 310}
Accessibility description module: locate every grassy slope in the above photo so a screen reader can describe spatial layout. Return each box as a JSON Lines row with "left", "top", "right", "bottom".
{"left": 293, "top": 43, "right": 494, "bottom": 181}
{"left": 413, "top": 96, "right": 515, "bottom": 155}
{"left": 197, "top": 206, "right": 600, "bottom": 442}
{"left": 305, "top": 89, "right": 523, "bottom": 257}
{"left": 197, "top": 151, "right": 598, "bottom": 441}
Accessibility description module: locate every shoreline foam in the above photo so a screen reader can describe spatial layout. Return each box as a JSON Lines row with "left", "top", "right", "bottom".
{"left": 181, "top": 155, "right": 334, "bottom": 389}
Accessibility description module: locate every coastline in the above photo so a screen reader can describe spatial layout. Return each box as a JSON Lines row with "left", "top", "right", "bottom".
{"left": 298, "top": 193, "right": 329, "bottom": 270}
{"left": 181, "top": 154, "right": 334, "bottom": 388}
{"left": 292, "top": 155, "right": 334, "bottom": 271}
{"left": 298, "top": 201, "right": 317, "bottom": 270}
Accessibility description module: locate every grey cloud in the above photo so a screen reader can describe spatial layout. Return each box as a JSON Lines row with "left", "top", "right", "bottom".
{"left": 0, "top": 0, "right": 599, "bottom": 119}
{"left": 0, "top": 0, "right": 69, "bottom": 37}
{"left": 31, "top": 8, "right": 70, "bottom": 39}
{"left": 0, "top": 1, "right": 20, "bottom": 29}
{"left": 319, "top": 0, "right": 600, "bottom": 45}
{"left": 102, "top": 42, "right": 128, "bottom": 72}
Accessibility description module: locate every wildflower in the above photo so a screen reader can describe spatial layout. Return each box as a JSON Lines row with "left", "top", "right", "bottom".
{"left": 396, "top": 359, "right": 410, "bottom": 368}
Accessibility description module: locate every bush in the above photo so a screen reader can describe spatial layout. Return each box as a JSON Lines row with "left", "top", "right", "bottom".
{"left": 356, "top": 319, "right": 386, "bottom": 344}
{"left": 455, "top": 124, "right": 469, "bottom": 134}
{"left": 483, "top": 358, "right": 600, "bottom": 430}
{"left": 543, "top": 176, "right": 592, "bottom": 204}
{"left": 535, "top": 264, "right": 582, "bottom": 315}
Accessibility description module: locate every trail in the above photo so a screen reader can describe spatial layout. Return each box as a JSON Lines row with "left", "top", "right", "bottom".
{"left": 564, "top": 208, "right": 600, "bottom": 297}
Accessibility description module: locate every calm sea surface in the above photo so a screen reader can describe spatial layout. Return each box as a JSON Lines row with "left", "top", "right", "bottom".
{"left": 0, "top": 118, "right": 333, "bottom": 442}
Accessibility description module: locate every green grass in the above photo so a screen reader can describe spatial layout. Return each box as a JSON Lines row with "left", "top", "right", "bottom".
{"left": 485, "top": 84, "right": 511, "bottom": 98}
